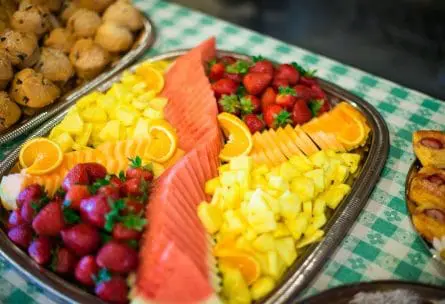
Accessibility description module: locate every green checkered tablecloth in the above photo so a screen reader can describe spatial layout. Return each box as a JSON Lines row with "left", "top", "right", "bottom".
{"left": 0, "top": 0, "right": 444, "bottom": 303}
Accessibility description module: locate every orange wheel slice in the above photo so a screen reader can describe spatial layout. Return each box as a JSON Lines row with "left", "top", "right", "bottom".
{"left": 218, "top": 113, "right": 253, "bottom": 161}
{"left": 135, "top": 64, "right": 165, "bottom": 93}
{"left": 337, "top": 116, "right": 366, "bottom": 148}
{"left": 19, "top": 138, "right": 63, "bottom": 175}
{"left": 217, "top": 249, "right": 261, "bottom": 285}
{"left": 145, "top": 120, "right": 177, "bottom": 163}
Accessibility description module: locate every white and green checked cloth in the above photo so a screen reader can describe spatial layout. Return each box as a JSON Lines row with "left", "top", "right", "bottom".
{"left": 0, "top": 1, "right": 444, "bottom": 303}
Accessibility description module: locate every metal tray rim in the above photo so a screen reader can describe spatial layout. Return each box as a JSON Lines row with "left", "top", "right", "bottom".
{"left": 0, "top": 11, "right": 156, "bottom": 146}
{"left": 0, "top": 50, "right": 390, "bottom": 304}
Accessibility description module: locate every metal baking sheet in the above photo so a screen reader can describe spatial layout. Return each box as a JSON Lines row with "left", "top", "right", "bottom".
{"left": 0, "top": 50, "right": 390, "bottom": 304}
{"left": 0, "top": 12, "right": 156, "bottom": 145}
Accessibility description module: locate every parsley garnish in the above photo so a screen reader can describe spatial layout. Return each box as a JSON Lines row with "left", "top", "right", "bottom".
{"left": 94, "top": 268, "right": 111, "bottom": 284}
{"left": 225, "top": 60, "right": 251, "bottom": 74}
{"left": 252, "top": 55, "right": 265, "bottom": 63}
{"left": 121, "top": 213, "right": 147, "bottom": 231}
{"left": 104, "top": 199, "right": 126, "bottom": 232}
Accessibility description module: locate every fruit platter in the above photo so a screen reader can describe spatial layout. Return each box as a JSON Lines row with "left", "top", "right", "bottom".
{"left": 0, "top": 0, "right": 155, "bottom": 145}
{"left": 405, "top": 130, "right": 445, "bottom": 266}
{"left": 0, "top": 37, "right": 389, "bottom": 303}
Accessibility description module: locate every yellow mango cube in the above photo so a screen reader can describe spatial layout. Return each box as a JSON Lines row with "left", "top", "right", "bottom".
{"left": 205, "top": 177, "right": 221, "bottom": 195}
{"left": 275, "top": 237, "right": 297, "bottom": 266}
{"left": 296, "top": 229, "right": 324, "bottom": 249}
{"left": 290, "top": 177, "right": 315, "bottom": 201}
{"left": 54, "top": 133, "right": 74, "bottom": 152}
{"left": 252, "top": 233, "right": 275, "bottom": 252}
{"left": 251, "top": 277, "right": 276, "bottom": 301}
{"left": 197, "top": 202, "right": 223, "bottom": 234}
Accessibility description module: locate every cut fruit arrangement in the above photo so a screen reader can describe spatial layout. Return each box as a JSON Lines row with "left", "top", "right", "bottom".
{"left": 0, "top": 37, "right": 372, "bottom": 304}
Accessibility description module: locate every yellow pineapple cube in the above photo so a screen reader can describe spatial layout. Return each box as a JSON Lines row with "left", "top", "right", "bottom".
{"left": 252, "top": 252, "right": 269, "bottom": 277}
{"left": 76, "top": 92, "right": 101, "bottom": 109}
{"left": 303, "top": 201, "right": 313, "bottom": 217}
{"left": 324, "top": 159, "right": 341, "bottom": 185}
{"left": 334, "top": 165, "right": 349, "bottom": 185}
{"left": 278, "top": 191, "right": 301, "bottom": 220}
{"left": 244, "top": 228, "right": 257, "bottom": 241}
{"left": 313, "top": 198, "right": 326, "bottom": 216}
{"left": 48, "top": 125, "right": 64, "bottom": 141}
{"left": 305, "top": 214, "right": 327, "bottom": 236}
{"left": 54, "top": 133, "right": 74, "bottom": 152}
{"left": 142, "top": 107, "right": 164, "bottom": 121}
{"left": 252, "top": 233, "right": 275, "bottom": 252}
{"left": 304, "top": 169, "right": 325, "bottom": 194}
{"left": 251, "top": 277, "right": 276, "bottom": 301}
{"left": 75, "top": 123, "right": 93, "bottom": 146}
{"left": 289, "top": 155, "right": 313, "bottom": 173}
{"left": 152, "top": 162, "right": 165, "bottom": 178}
{"left": 210, "top": 188, "right": 224, "bottom": 209}
{"left": 132, "top": 118, "right": 150, "bottom": 138}
{"left": 252, "top": 164, "right": 269, "bottom": 177}
{"left": 262, "top": 191, "right": 280, "bottom": 215}
{"left": 322, "top": 184, "right": 351, "bottom": 209}
{"left": 59, "top": 111, "right": 84, "bottom": 135}
{"left": 286, "top": 213, "right": 309, "bottom": 240}
{"left": 205, "top": 177, "right": 221, "bottom": 195}
{"left": 221, "top": 266, "right": 251, "bottom": 304}
{"left": 290, "top": 177, "right": 315, "bottom": 201}
{"left": 99, "top": 120, "right": 122, "bottom": 142}
{"left": 230, "top": 156, "right": 253, "bottom": 172}
{"left": 309, "top": 150, "right": 328, "bottom": 168}
{"left": 116, "top": 105, "right": 140, "bottom": 127}
{"left": 237, "top": 170, "right": 251, "bottom": 194}
{"left": 224, "top": 210, "right": 246, "bottom": 235}
{"left": 247, "top": 211, "right": 277, "bottom": 234}
{"left": 279, "top": 162, "right": 300, "bottom": 181}
{"left": 81, "top": 106, "right": 108, "bottom": 123}
{"left": 197, "top": 202, "right": 223, "bottom": 234}
{"left": 218, "top": 164, "right": 231, "bottom": 175}
{"left": 268, "top": 175, "right": 289, "bottom": 192}
{"left": 223, "top": 184, "right": 242, "bottom": 210}
{"left": 221, "top": 171, "right": 238, "bottom": 187}
{"left": 252, "top": 176, "right": 268, "bottom": 190}
{"left": 341, "top": 153, "right": 361, "bottom": 174}
{"left": 275, "top": 237, "right": 297, "bottom": 266}
{"left": 273, "top": 223, "right": 291, "bottom": 238}
{"left": 148, "top": 97, "right": 168, "bottom": 111}
{"left": 267, "top": 251, "right": 286, "bottom": 279}
{"left": 296, "top": 229, "right": 324, "bottom": 249}
{"left": 235, "top": 236, "right": 254, "bottom": 252}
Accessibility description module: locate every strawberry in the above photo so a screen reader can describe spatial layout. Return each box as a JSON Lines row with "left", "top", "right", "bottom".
{"left": 80, "top": 195, "right": 110, "bottom": 228}
{"left": 109, "top": 175, "right": 124, "bottom": 189}
{"left": 223, "top": 72, "right": 243, "bottom": 83}
{"left": 310, "top": 84, "right": 327, "bottom": 99}
{"left": 122, "top": 178, "right": 144, "bottom": 197}
{"left": 62, "top": 164, "right": 89, "bottom": 191}
{"left": 243, "top": 114, "right": 265, "bottom": 134}
{"left": 292, "top": 99, "right": 313, "bottom": 125}
{"left": 75, "top": 255, "right": 99, "bottom": 286}
{"left": 263, "top": 104, "right": 292, "bottom": 129}
{"left": 97, "top": 185, "right": 121, "bottom": 200}
{"left": 95, "top": 275, "right": 129, "bottom": 303}
{"left": 220, "top": 56, "right": 236, "bottom": 65}
{"left": 276, "top": 86, "right": 297, "bottom": 111}
{"left": 96, "top": 241, "right": 138, "bottom": 273}
{"left": 243, "top": 72, "right": 272, "bottom": 95}
{"left": 32, "top": 202, "right": 65, "bottom": 236}
{"left": 211, "top": 78, "right": 238, "bottom": 97}
{"left": 293, "top": 85, "right": 313, "bottom": 100}
{"left": 261, "top": 87, "right": 277, "bottom": 109}
{"left": 28, "top": 236, "right": 52, "bottom": 265}
{"left": 209, "top": 62, "right": 225, "bottom": 81}
{"left": 61, "top": 223, "right": 100, "bottom": 256}
{"left": 275, "top": 64, "right": 300, "bottom": 85}
{"left": 8, "top": 210, "right": 25, "bottom": 228}
{"left": 64, "top": 185, "right": 91, "bottom": 210}
{"left": 123, "top": 199, "right": 144, "bottom": 215}
{"left": 240, "top": 95, "right": 261, "bottom": 114}
{"left": 291, "top": 61, "right": 317, "bottom": 86}
{"left": 249, "top": 60, "right": 274, "bottom": 77}
{"left": 127, "top": 157, "right": 154, "bottom": 182}
{"left": 300, "top": 76, "right": 318, "bottom": 87}
{"left": 218, "top": 94, "right": 240, "bottom": 115}
{"left": 83, "top": 163, "right": 107, "bottom": 182}
{"left": 8, "top": 225, "right": 33, "bottom": 249}
{"left": 52, "top": 247, "right": 78, "bottom": 275}
{"left": 112, "top": 222, "right": 142, "bottom": 241}
{"left": 17, "top": 184, "right": 43, "bottom": 209}
{"left": 308, "top": 99, "right": 331, "bottom": 117}
{"left": 272, "top": 77, "right": 289, "bottom": 91}
{"left": 21, "top": 198, "right": 47, "bottom": 224}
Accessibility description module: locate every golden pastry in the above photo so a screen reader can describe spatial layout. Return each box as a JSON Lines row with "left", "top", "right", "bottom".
{"left": 413, "top": 211, "right": 445, "bottom": 242}
{"left": 0, "top": 91, "right": 21, "bottom": 132}
{"left": 34, "top": 47, "right": 74, "bottom": 84}
{"left": 0, "top": 29, "right": 40, "bottom": 68}
{"left": 44, "top": 28, "right": 76, "bottom": 54}
{"left": 69, "top": 39, "right": 110, "bottom": 80}
{"left": 67, "top": 8, "right": 101, "bottom": 39}
{"left": 409, "top": 166, "right": 445, "bottom": 210}
{"left": 413, "top": 130, "right": 445, "bottom": 168}
{"left": 10, "top": 5, "right": 53, "bottom": 37}
{"left": 77, "top": 0, "right": 114, "bottom": 13}
{"left": 103, "top": 1, "right": 143, "bottom": 31}
{"left": 0, "top": 50, "right": 13, "bottom": 90}
{"left": 95, "top": 22, "right": 134, "bottom": 53}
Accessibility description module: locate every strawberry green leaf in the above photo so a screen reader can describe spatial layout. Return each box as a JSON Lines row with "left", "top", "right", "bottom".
{"left": 308, "top": 99, "right": 324, "bottom": 117}
{"left": 121, "top": 213, "right": 147, "bottom": 231}
{"left": 118, "top": 170, "right": 126, "bottom": 181}
{"left": 252, "top": 55, "right": 265, "bottom": 63}
{"left": 63, "top": 208, "right": 80, "bottom": 225}
{"left": 278, "top": 86, "right": 296, "bottom": 96}
{"left": 274, "top": 110, "right": 292, "bottom": 128}
{"left": 236, "top": 85, "right": 247, "bottom": 97}
{"left": 104, "top": 199, "right": 126, "bottom": 232}
{"left": 55, "top": 187, "right": 66, "bottom": 198}
{"left": 219, "top": 94, "right": 240, "bottom": 115}
{"left": 127, "top": 240, "right": 139, "bottom": 249}
{"left": 88, "top": 176, "right": 111, "bottom": 195}
{"left": 100, "top": 231, "right": 112, "bottom": 244}
{"left": 240, "top": 97, "right": 254, "bottom": 115}
{"left": 129, "top": 156, "right": 142, "bottom": 168}
{"left": 291, "top": 62, "right": 317, "bottom": 77}
{"left": 143, "top": 162, "right": 153, "bottom": 172}
{"left": 225, "top": 60, "right": 250, "bottom": 74}
{"left": 207, "top": 59, "right": 217, "bottom": 69}
{"left": 94, "top": 268, "right": 111, "bottom": 284}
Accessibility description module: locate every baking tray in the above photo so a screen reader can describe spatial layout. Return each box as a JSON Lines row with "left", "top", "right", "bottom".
{"left": 0, "top": 50, "right": 390, "bottom": 303}
{"left": 0, "top": 12, "right": 156, "bottom": 146}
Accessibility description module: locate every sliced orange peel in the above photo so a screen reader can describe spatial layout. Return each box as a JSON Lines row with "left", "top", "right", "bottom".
{"left": 218, "top": 113, "right": 253, "bottom": 161}
{"left": 19, "top": 138, "right": 63, "bottom": 175}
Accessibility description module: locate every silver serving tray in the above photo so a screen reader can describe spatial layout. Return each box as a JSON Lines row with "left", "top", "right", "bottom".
{"left": 0, "top": 12, "right": 156, "bottom": 145}
{"left": 0, "top": 50, "right": 389, "bottom": 304}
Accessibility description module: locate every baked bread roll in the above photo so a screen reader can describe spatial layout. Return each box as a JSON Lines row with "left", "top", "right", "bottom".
{"left": 34, "top": 47, "right": 74, "bottom": 84}
{"left": 69, "top": 39, "right": 110, "bottom": 80}
{"left": 0, "top": 29, "right": 40, "bottom": 68}
{"left": 95, "top": 22, "right": 133, "bottom": 53}
{"left": 0, "top": 91, "right": 21, "bottom": 132}
{"left": 67, "top": 8, "right": 101, "bottom": 39}
{"left": 44, "top": 28, "right": 76, "bottom": 54}
{"left": 413, "top": 130, "right": 445, "bottom": 168}
{"left": 103, "top": 1, "right": 143, "bottom": 31}
{"left": 0, "top": 50, "right": 13, "bottom": 90}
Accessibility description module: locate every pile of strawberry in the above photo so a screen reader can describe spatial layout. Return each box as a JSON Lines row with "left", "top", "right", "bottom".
{"left": 208, "top": 56, "right": 331, "bottom": 134}
{"left": 6, "top": 157, "right": 153, "bottom": 303}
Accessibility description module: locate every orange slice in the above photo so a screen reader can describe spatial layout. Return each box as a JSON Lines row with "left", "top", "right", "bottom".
{"left": 135, "top": 64, "right": 165, "bottom": 93}
{"left": 145, "top": 120, "right": 177, "bottom": 163}
{"left": 216, "top": 249, "right": 261, "bottom": 285}
{"left": 218, "top": 113, "right": 253, "bottom": 161}
{"left": 337, "top": 116, "right": 366, "bottom": 148}
{"left": 19, "top": 138, "right": 63, "bottom": 175}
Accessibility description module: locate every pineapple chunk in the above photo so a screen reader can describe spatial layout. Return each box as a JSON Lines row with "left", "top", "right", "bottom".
{"left": 247, "top": 210, "right": 277, "bottom": 234}
{"left": 76, "top": 92, "right": 101, "bottom": 109}
{"left": 133, "top": 118, "right": 150, "bottom": 138}
{"left": 305, "top": 214, "right": 327, "bottom": 236}
{"left": 221, "top": 266, "right": 251, "bottom": 304}
{"left": 289, "top": 155, "right": 313, "bottom": 173}
{"left": 290, "top": 177, "right": 315, "bottom": 201}
{"left": 268, "top": 175, "right": 289, "bottom": 192}
{"left": 252, "top": 252, "right": 269, "bottom": 278}
{"left": 273, "top": 223, "right": 291, "bottom": 238}
{"left": 237, "top": 170, "right": 251, "bottom": 194}
{"left": 322, "top": 184, "right": 351, "bottom": 209}
{"left": 309, "top": 150, "right": 328, "bottom": 168}
{"left": 211, "top": 188, "right": 224, "bottom": 209}
{"left": 262, "top": 191, "right": 280, "bottom": 215}
{"left": 99, "top": 120, "right": 122, "bottom": 142}
{"left": 224, "top": 184, "right": 242, "bottom": 210}
{"left": 235, "top": 236, "right": 254, "bottom": 252}
{"left": 341, "top": 153, "right": 361, "bottom": 174}
{"left": 197, "top": 202, "right": 223, "bottom": 234}
{"left": 97, "top": 93, "right": 117, "bottom": 114}
{"left": 48, "top": 125, "right": 64, "bottom": 141}
{"left": 275, "top": 237, "right": 297, "bottom": 266}
{"left": 286, "top": 213, "right": 309, "bottom": 240}
{"left": 116, "top": 105, "right": 140, "bottom": 126}
{"left": 251, "top": 277, "right": 276, "bottom": 301}
{"left": 324, "top": 159, "right": 341, "bottom": 185}
{"left": 54, "top": 133, "right": 74, "bottom": 152}
{"left": 148, "top": 97, "right": 168, "bottom": 111}
{"left": 244, "top": 228, "right": 257, "bottom": 241}
{"left": 245, "top": 189, "right": 270, "bottom": 213}
{"left": 313, "top": 198, "right": 326, "bottom": 216}
{"left": 252, "top": 233, "right": 275, "bottom": 252}
{"left": 75, "top": 123, "right": 93, "bottom": 146}
{"left": 81, "top": 106, "right": 107, "bottom": 123}
{"left": 279, "top": 162, "right": 300, "bottom": 181}
{"left": 59, "top": 111, "right": 84, "bottom": 135}
{"left": 252, "top": 164, "right": 269, "bottom": 177}
{"left": 219, "top": 164, "right": 231, "bottom": 175}
{"left": 230, "top": 156, "right": 253, "bottom": 172}
{"left": 252, "top": 175, "right": 268, "bottom": 190}
{"left": 334, "top": 165, "right": 349, "bottom": 185}
{"left": 303, "top": 201, "right": 313, "bottom": 217}
{"left": 304, "top": 169, "right": 325, "bottom": 194}
{"left": 296, "top": 229, "right": 324, "bottom": 249}
{"left": 278, "top": 191, "right": 301, "bottom": 220}
{"left": 143, "top": 107, "right": 164, "bottom": 121}
{"left": 267, "top": 251, "right": 286, "bottom": 279}
{"left": 205, "top": 177, "right": 221, "bottom": 195}
{"left": 152, "top": 162, "right": 165, "bottom": 178}
{"left": 224, "top": 210, "right": 246, "bottom": 235}
{"left": 221, "top": 171, "right": 239, "bottom": 187}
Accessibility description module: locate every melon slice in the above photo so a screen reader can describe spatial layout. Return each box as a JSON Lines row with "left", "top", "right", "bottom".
{"left": 262, "top": 130, "right": 287, "bottom": 166}
{"left": 294, "top": 125, "right": 319, "bottom": 155}
{"left": 276, "top": 127, "right": 303, "bottom": 156}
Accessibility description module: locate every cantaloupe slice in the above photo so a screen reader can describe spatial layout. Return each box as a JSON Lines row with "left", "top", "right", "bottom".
{"left": 261, "top": 130, "right": 287, "bottom": 165}
{"left": 294, "top": 126, "right": 319, "bottom": 155}
{"left": 268, "top": 129, "right": 293, "bottom": 159}
{"left": 276, "top": 127, "right": 303, "bottom": 156}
